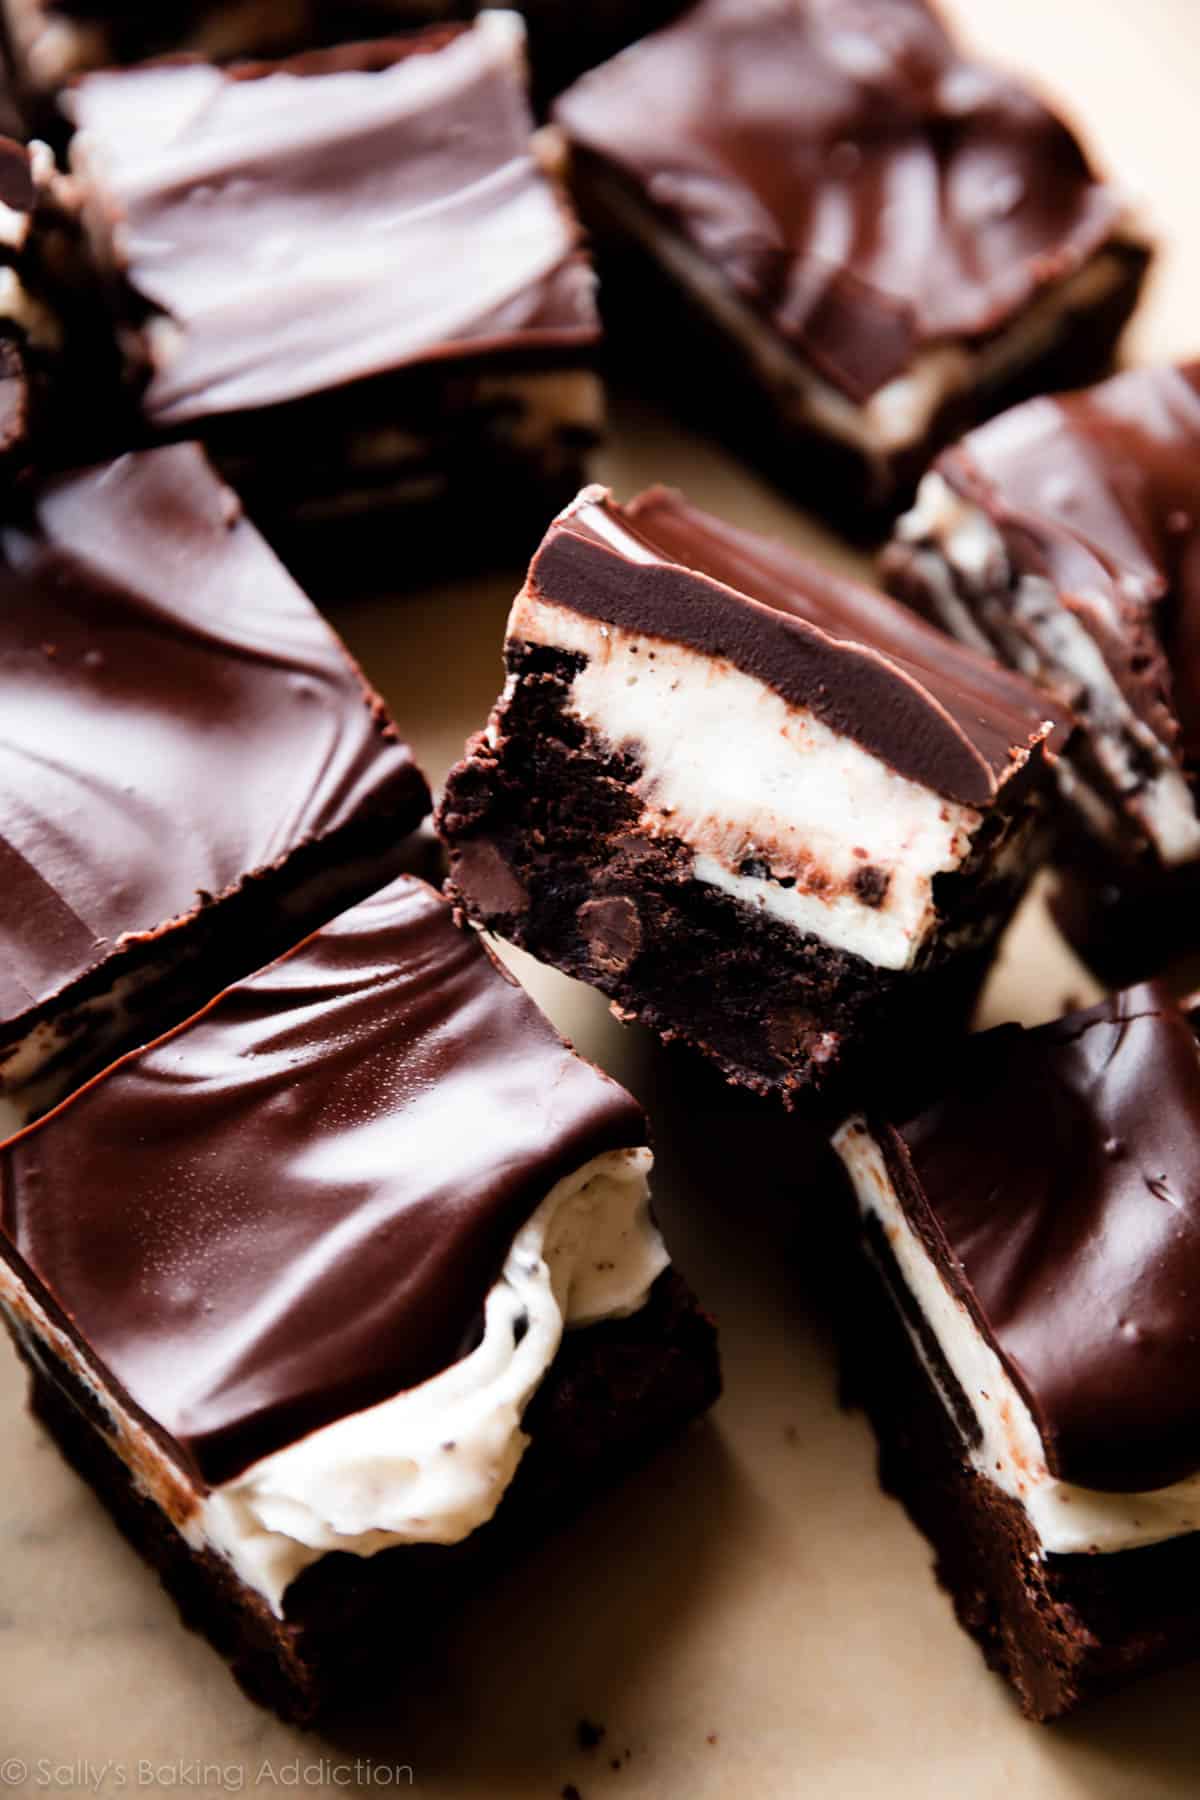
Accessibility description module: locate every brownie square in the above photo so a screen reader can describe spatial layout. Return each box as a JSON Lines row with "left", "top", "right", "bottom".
{"left": 0, "top": 439, "right": 430, "bottom": 1125}
{"left": 0, "top": 875, "right": 720, "bottom": 1720}
{"left": 834, "top": 983, "right": 1200, "bottom": 1718}
{"left": 884, "top": 360, "right": 1200, "bottom": 982}
{"left": 66, "top": 13, "right": 603, "bottom": 584}
{"left": 437, "top": 483, "right": 1065, "bottom": 1111}
{"left": 553, "top": 0, "right": 1151, "bottom": 536}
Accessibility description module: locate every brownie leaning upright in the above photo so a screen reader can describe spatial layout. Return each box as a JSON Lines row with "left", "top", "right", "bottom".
{"left": 834, "top": 983, "right": 1200, "bottom": 1718}
{"left": 0, "top": 875, "right": 720, "bottom": 1721}
{"left": 884, "top": 361, "right": 1200, "bottom": 981}
{"left": 63, "top": 11, "right": 603, "bottom": 585}
{"left": 438, "top": 485, "right": 1067, "bottom": 1112}
{"left": 552, "top": 0, "right": 1151, "bottom": 535}
{"left": 0, "top": 441, "right": 429, "bottom": 1127}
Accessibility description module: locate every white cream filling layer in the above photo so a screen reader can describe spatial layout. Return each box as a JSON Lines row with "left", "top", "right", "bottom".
{"left": 586, "top": 166, "right": 1142, "bottom": 467}
{"left": 833, "top": 1117, "right": 1200, "bottom": 1556}
{"left": 202, "top": 1147, "right": 665, "bottom": 1612}
{"left": 898, "top": 472, "right": 1200, "bottom": 865}
{"left": 0, "top": 1145, "right": 666, "bottom": 1614}
{"left": 505, "top": 586, "right": 981, "bottom": 970}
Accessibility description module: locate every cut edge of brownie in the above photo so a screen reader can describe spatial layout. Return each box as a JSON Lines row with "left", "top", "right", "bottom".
{"left": 437, "top": 641, "right": 1050, "bottom": 1115}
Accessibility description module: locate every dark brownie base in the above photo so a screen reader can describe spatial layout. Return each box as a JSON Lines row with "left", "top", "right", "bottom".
{"left": 842, "top": 1236, "right": 1200, "bottom": 1719}
{"left": 437, "top": 645, "right": 1043, "bottom": 1117}
{"left": 106, "top": 348, "right": 602, "bottom": 597}
{"left": 0, "top": 785, "right": 430, "bottom": 1123}
{"left": 570, "top": 158, "right": 1151, "bottom": 542}
{"left": 15, "top": 1267, "right": 720, "bottom": 1724}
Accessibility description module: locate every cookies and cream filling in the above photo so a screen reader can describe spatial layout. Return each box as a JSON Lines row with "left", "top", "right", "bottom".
{"left": 0, "top": 1145, "right": 668, "bottom": 1615}
{"left": 833, "top": 1117, "right": 1200, "bottom": 1556}
{"left": 502, "top": 586, "right": 986, "bottom": 972}
{"left": 896, "top": 471, "right": 1200, "bottom": 866}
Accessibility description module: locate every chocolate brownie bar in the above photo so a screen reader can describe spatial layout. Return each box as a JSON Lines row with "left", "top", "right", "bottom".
{"left": 65, "top": 13, "right": 604, "bottom": 585}
{"left": 437, "top": 484, "right": 1064, "bottom": 1111}
{"left": 884, "top": 361, "right": 1200, "bottom": 982}
{"left": 552, "top": 0, "right": 1152, "bottom": 536}
{"left": 0, "top": 440, "right": 429, "bottom": 1128}
{"left": 834, "top": 984, "right": 1200, "bottom": 1719}
{"left": 0, "top": 875, "right": 721, "bottom": 1721}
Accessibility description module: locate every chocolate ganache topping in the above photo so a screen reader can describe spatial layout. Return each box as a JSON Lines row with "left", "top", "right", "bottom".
{"left": 554, "top": 0, "right": 1132, "bottom": 401}
{"left": 0, "top": 442, "right": 427, "bottom": 1030}
{"left": 0, "top": 878, "right": 646, "bottom": 1485}
{"left": 883, "top": 983, "right": 1200, "bottom": 1494}
{"left": 533, "top": 487, "right": 1061, "bottom": 806}
{"left": 67, "top": 13, "right": 598, "bottom": 425}
{"left": 937, "top": 362, "right": 1200, "bottom": 771}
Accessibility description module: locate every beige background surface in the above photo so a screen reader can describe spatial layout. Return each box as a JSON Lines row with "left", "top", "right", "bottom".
{"left": 3, "top": 2, "right": 1199, "bottom": 1794}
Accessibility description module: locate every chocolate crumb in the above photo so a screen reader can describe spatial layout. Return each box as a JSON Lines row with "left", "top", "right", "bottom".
{"left": 562, "top": 1787, "right": 583, "bottom": 1800}
{"left": 852, "top": 864, "right": 890, "bottom": 907}
{"left": 706, "top": 1732, "right": 719, "bottom": 1746}
{"left": 576, "top": 1719, "right": 606, "bottom": 1752}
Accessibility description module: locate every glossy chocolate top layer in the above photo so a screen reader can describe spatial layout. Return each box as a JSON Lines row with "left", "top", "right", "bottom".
{"left": 555, "top": 0, "right": 1132, "bottom": 401}
{"left": 530, "top": 486, "right": 1059, "bottom": 806}
{"left": 0, "top": 877, "right": 646, "bottom": 1485}
{"left": 884, "top": 983, "right": 1200, "bottom": 1493}
{"left": 0, "top": 441, "right": 428, "bottom": 1030}
{"left": 68, "top": 12, "right": 597, "bottom": 425}
{"left": 937, "top": 362, "right": 1200, "bottom": 769}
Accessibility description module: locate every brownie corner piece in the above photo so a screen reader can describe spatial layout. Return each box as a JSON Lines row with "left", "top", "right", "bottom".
{"left": 0, "top": 874, "right": 719, "bottom": 1720}
{"left": 63, "top": 11, "right": 604, "bottom": 584}
{"left": 437, "top": 484, "right": 1064, "bottom": 1111}
{"left": 833, "top": 984, "right": 1200, "bottom": 1718}
{"left": 552, "top": 0, "right": 1151, "bottom": 534}
{"left": 0, "top": 440, "right": 430, "bottom": 1124}
{"left": 883, "top": 360, "right": 1200, "bottom": 983}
